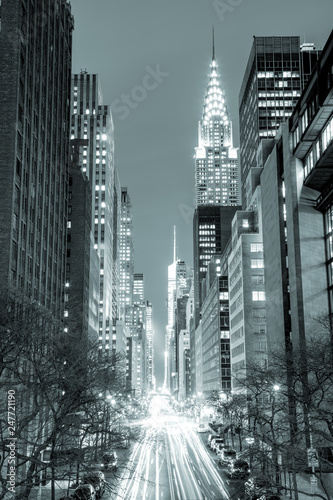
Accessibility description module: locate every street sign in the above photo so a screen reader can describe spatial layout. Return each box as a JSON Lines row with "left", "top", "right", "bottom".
{"left": 307, "top": 447, "right": 319, "bottom": 468}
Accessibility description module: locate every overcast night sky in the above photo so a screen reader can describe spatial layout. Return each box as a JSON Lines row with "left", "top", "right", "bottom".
{"left": 70, "top": 0, "right": 333, "bottom": 385}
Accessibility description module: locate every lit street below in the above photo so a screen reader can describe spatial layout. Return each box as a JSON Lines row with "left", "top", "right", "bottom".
{"left": 115, "top": 414, "right": 231, "bottom": 500}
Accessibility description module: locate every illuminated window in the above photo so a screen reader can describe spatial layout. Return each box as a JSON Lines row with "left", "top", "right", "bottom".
{"left": 252, "top": 291, "right": 266, "bottom": 301}
{"left": 251, "top": 259, "right": 264, "bottom": 269}
{"left": 250, "top": 243, "right": 263, "bottom": 252}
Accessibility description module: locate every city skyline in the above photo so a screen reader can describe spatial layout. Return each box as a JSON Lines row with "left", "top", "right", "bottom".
{"left": 70, "top": 0, "right": 333, "bottom": 384}
{"left": 1, "top": 1, "right": 333, "bottom": 497}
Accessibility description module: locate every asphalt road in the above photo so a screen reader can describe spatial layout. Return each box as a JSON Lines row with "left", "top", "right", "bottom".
{"left": 114, "top": 415, "right": 234, "bottom": 500}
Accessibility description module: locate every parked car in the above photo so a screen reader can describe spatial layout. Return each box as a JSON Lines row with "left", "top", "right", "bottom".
{"left": 207, "top": 433, "right": 219, "bottom": 447}
{"left": 210, "top": 436, "right": 223, "bottom": 450}
{"left": 81, "top": 471, "right": 105, "bottom": 499}
{"left": 215, "top": 442, "right": 228, "bottom": 454}
{"left": 73, "top": 484, "right": 96, "bottom": 500}
{"left": 244, "top": 475, "right": 274, "bottom": 497}
{"left": 227, "top": 459, "right": 250, "bottom": 479}
{"left": 101, "top": 451, "right": 118, "bottom": 471}
{"left": 211, "top": 438, "right": 225, "bottom": 453}
{"left": 218, "top": 448, "right": 237, "bottom": 465}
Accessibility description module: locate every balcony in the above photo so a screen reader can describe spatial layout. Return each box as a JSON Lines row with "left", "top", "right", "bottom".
{"left": 304, "top": 140, "right": 333, "bottom": 191}
{"left": 294, "top": 106, "right": 333, "bottom": 160}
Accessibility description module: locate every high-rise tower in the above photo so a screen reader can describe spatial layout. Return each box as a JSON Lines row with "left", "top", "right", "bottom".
{"left": 133, "top": 273, "right": 144, "bottom": 304}
{"left": 71, "top": 73, "right": 117, "bottom": 354}
{"left": 193, "top": 35, "right": 241, "bottom": 327}
{"left": 239, "top": 36, "right": 320, "bottom": 208}
{"left": 146, "top": 301, "right": 154, "bottom": 391}
{"left": 195, "top": 32, "right": 240, "bottom": 207}
{"left": 119, "top": 187, "right": 134, "bottom": 323}
{"left": 0, "top": 0, "right": 74, "bottom": 317}
{"left": 165, "top": 227, "right": 190, "bottom": 390}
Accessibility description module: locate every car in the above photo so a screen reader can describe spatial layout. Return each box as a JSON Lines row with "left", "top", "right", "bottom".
{"left": 81, "top": 471, "right": 105, "bottom": 499}
{"left": 101, "top": 451, "right": 118, "bottom": 471}
{"left": 207, "top": 433, "right": 218, "bottom": 446}
{"left": 211, "top": 438, "right": 225, "bottom": 453}
{"left": 227, "top": 459, "right": 250, "bottom": 479}
{"left": 215, "top": 442, "right": 228, "bottom": 454}
{"left": 209, "top": 436, "right": 222, "bottom": 450}
{"left": 197, "top": 423, "right": 207, "bottom": 433}
{"left": 73, "top": 484, "right": 96, "bottom": 500}
{"left": 244, "top": 475, "right": 274, "bottom": 497}
{"left": 218, "top": 448, "right": 237, "bottom": 465}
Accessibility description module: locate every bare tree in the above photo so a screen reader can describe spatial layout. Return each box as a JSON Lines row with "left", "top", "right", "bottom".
{"left": 0, "top": 286, "right": 130, "bottom": 500}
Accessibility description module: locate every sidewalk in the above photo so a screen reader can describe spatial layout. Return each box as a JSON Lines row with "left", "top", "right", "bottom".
{"left": 29, "top": 480, "right": 72, "bottom": 500}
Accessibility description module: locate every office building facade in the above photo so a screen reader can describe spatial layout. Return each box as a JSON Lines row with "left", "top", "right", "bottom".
{"left": 261, "top": 30, "right": 333, "bottom": 355}
{"left": 119, "top": 187, "right": 134, "bottom": 322}
{"left": 193, "top": 205, "right": 239, "bottom": 328}
{"left": 65, "top": 139, "right": 100, "bottom": 344}
{"left": 133, "top": 273, "right": 144, "bottom": 304}
{"left": 0, "top": 0, "right": 74, "bottom": 316}
{"left": 239, "top": 36, "right": 319, "bottom": 208}
{"left": 200, "top": 255, "right": 231, "bottom": 393}
{"left": 71, "top": 73, "right": 118, "bottom": 354}
{"left": 228, "top": 184, "right": 269, "bottom": 388}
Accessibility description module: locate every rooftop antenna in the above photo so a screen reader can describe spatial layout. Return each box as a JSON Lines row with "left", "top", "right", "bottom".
{"left": 212, "top": 26, "right": 215, "bottom": 60}
{"left": 173, "top": 225, "right": 176, "bottom": 263}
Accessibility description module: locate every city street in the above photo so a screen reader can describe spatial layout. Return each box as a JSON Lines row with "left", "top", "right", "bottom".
{"left": 115, "top": 415, "right": 232, "bottom": 500}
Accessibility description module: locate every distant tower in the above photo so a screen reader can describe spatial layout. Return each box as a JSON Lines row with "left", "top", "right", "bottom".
{"left": 71, "top": 73, "right": 118, "bottom": 354}
{"left": 165, "top": 227, "right": 189, "bottom": 391}
{"left": 193, "top": 33, "right": 241, "bottom": 326}
{"left": 146, "top": 301, "right": 154, "bottom": 391}
{"left": 194, "top": 30, "right": 240, "bottom": 207}
{"left": 119, "top": 187, "right": 134, "bottom": 323}
{"left": 133, "top": 273, "right": 144, "bottom": 304}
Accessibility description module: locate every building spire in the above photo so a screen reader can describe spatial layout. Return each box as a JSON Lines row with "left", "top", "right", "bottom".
{"left": 212, "top": 26, "right": 215, "bottom": 60}
{"left": 173, "top": 225, "right": 176, "bottom": 263}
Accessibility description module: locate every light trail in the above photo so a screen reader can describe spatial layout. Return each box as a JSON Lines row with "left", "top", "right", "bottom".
{"left": 115, "top": 416, "right": 232, "bottom": 500}
{"left": 167, "top": 423, "right": 203, "bottom": 500}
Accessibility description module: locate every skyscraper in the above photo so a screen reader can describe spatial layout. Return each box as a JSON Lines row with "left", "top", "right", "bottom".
{"left": 133, "top": 273, "right": 144, "bottom": 304}
{"left": 193, "top": 35, "right": 241, "bottom": 329}
{"left": 119, "top": 187, "right": 134, "bottom": 322}
{"left": 146, "top": 301, "right": 154, "bottom": 391}
{"left": 194, "top": 35, "right": 240, "bottom": 207}
{"left": 239, "top": 36, "right": 319, "bottom": 207}
{"left": 0, "top": 0, "right": 74, "bottom": 316}
{"left": 193, "top": 205, "right": 239, "bottom": 328}
{"left": 0, "top": 1, "right": 74, "bottom": 490}
{"left": 66, "top": 139, "right": 100, "bottom": 344}
{"left": 165, "top": 227, "right": 189, "bottom": 391}
{"left": 71, "top": 73, "right": 117, "bottom": 354}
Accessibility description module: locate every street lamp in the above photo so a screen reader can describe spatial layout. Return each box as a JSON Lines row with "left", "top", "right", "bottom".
{"left": 245, "top": 435, "right": 255, "bottom": 469}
